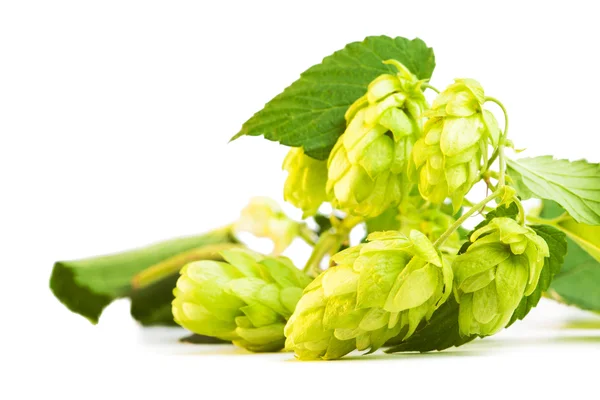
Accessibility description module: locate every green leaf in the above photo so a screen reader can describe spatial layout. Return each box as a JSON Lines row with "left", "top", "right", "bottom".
{"left": 129, "top": 272, "right": 180, "bottom": 326}
{"left": 232, "top": 36, "right": 435, "bottom": 160}
{"left": 549, "top": 237, "right": 600, "bottom": 311}
{"left": 506, "top": 224, "right": 566, "bottom": 326}
{"left": 50, "top": 227, "right": 237, "bottom": 324}
{"left": 385, "top": 297, "right": 476, "bottom": 353}
{"left": 506, "top": 156, "right": 600, "bottom": 225}
{"left": 548, "top": 216, "right": 600, "bottom": 263}
{"left": 539, "top": 200, "right": 600, "bottom": 311}
{"left": 313, "top": 214, "right": 333, "bottom": 236}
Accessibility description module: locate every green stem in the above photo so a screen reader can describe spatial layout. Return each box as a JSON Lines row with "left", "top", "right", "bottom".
{"left": 484, "top": 96, "right": 510, "bottom": 188}
{"left": 485, "top": 96, "right": 509, "bottom": 140}
{"left": 498, "top": 145, "right": 506, "bottom": 187}
{"left": 302, "top": 231, "right": 344, "bottom": 277}
{"left": 131, "top": 242, "right": 243, "bottom": 289}
{"left": 485, "top": 148, "right": 500, "bottom": 172}
{"left": 526, "top": 212, "right": 569, "bottom": 226}
{"left": 422, "top": 83, "right": 440, "bottom": 94}
{"left": 462, "top": 198, "right": 494, "bottom": 212}
{"left": 434, "top": 190, "right": 502, "bottom": 248}
{"left": 298, "top": 223, "right": 318, "bottom": 246}
{"left": 302, "top": 216, "right": 362, "bottom": 277}
{"left": 513, "top": 196, "right": 526, "bottom": 225}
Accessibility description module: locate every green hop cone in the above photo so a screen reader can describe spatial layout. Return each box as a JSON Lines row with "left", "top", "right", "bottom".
{"left": 326, "top": 60, "right": 429, "bottom": 219}
{"left": 284, "top": 230, "right": 453, "bottom": 360}
{"left": 409, "top": 79, "right": 501, "bottom": 211}
{"left": 282, "top": 147, "right": 328, "bottom": 218}
{"left": 172, "top": 248, "right": 312, "bottom": 352}
{"left": 233, "top": 197, "right": 300, "bottom": 255}
{"left": 453, "top": 217, "right": 549, "bottom": 337}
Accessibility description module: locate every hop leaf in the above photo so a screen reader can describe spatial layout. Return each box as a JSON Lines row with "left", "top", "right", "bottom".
{"left": 284, "top": 230, "right": 453, "bottom": 360}
{"left": 172, "top": 248, "right": 312, "bottom": 352}
{"left": 283, "top": 147, "right": 328, "bottom": 218}
{"left": 453, "top": 217, "right": 549, "bottom": 336}
{"left": 409, "top": 79, "right": 500, "bottom": 211}
{"left": 326, "top": 60, "right": 429, "bottom": 219}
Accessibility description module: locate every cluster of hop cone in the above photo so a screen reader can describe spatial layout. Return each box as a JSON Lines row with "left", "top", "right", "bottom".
{"left": 172, "top": 61, "right": 550, "bottom": 360}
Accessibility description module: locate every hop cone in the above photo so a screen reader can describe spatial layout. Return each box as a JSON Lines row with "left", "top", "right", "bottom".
{"left": 172, "top": 248, "right": 312, "bottom": 352}
{"left": 409, "top": 79, "right": 501, "bottom": 211}
{"left": 284, "top": 230, "right": 453, "bottom": 360}
{"left": 326, "top": 60, "right": 429, "bottom": 219}
{"left": 453, "top": 217, "right": 549, "bottom": 337}
{"left": 283, "top": 147, "right": 328, "bottom": 218}
{"left": 233, "top": 197, "right": 299, "bottom": 255}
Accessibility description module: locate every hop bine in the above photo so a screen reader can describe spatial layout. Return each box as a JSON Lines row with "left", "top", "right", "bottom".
{"left": 409, "top": 79, "right": 501, "bottom": 211}
{"left": 283, "top": 147, "right": 328, "bottom": 218}
{"left": 284, "top": 230, "right": 453, "bottom": 360}
{"left": 326, "top": 60, "right": 429, "bottom": 219}
{"left": 453, "top": 217, "right": 549, "bottom": 337}
{"left": 172, "top": 248, "right": 312, "bottom": 352}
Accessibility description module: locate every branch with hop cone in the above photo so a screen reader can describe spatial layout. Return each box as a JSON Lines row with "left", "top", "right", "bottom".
{"left": 50, "top": 46, "right": 569, "bottom": 362}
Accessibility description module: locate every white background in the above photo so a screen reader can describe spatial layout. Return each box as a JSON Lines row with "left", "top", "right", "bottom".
{"left": 1, "top": 1, "right": 599, "bottom": 399}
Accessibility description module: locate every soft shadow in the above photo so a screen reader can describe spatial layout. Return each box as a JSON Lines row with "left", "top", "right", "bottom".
{"left": 177, "top": 344, "right": 254, "bottom": 356}
{"left": 344, "top": 349, "right": 484, "bottom": 361}
{"left": 136, "top": 326, "right": 188, "bottom": 345}
{"left": 465, "top": 334, "right": 600, "bottom": 351}
{"left": 281, "top": 347, "right": 485, "bottom": 363}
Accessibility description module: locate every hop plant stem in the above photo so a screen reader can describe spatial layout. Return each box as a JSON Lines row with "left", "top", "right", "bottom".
{"left": 498, "top": 145, "right": 507, "bottom": 188}
{"left": 513, "top": 195, "right": 526, "bottom": 225}
{"left": 298, "top": 224, "right": 319, "bottom": 246}
{"left": 484, "top": 96, "right": 510, "bottom": 189}
{"left": 131, "top": 225, "right": 240, "bottom": 289}
{"left": 302, "top": 215, "right": 362, "bottom": 277}
{"left": 433, "top": 190, "right": 503, "bottom": 248}
{"left": 421, "top": 83, "right": 440, "bottom": 94}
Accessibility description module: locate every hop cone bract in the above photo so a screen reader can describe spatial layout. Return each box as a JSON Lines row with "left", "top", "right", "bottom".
{"left": 284, "top": 230, "right": 453, "bottom": 360}
{"left": 283, "top": 147, "right": 328, "bottom": 218}
{"left": 453, "top": 217, "right": 549, "bottom": 336}
{"left": 172, "top": 248, "right": 312, "bottom": 352}
{"left": 409, "top": 79, "right": 501, "bottom": 211}
{"left": 326, "top": 60, "right": 429, "bottom": 219}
